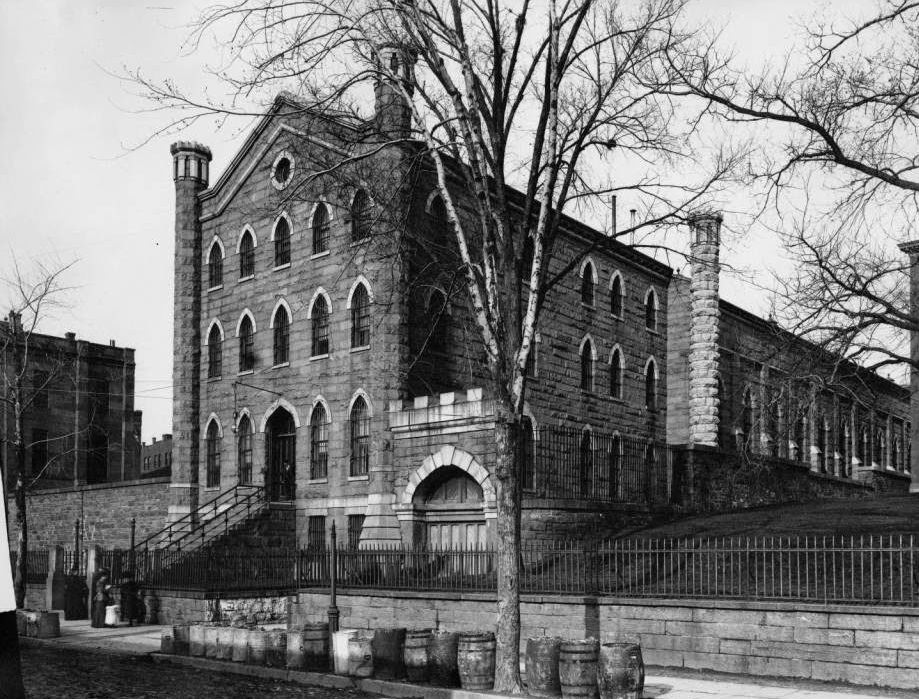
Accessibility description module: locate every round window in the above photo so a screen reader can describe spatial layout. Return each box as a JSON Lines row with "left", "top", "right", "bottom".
{"left": 271, "top": 152, "right": 294, "bottom": 190}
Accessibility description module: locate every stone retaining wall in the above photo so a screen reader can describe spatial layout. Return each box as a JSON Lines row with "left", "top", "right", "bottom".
{"left": 153, "top": 591, "right": 290, "bottom": 626}
{"left": 291, "top": 591, "right": 919, "bottom": 690}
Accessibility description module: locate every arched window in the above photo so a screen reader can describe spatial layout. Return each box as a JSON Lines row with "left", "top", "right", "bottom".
{"left": 817, "top": 415, "right": 828, "bottom": 471}
{"left": 838, "top": 416, "right": 850, "bottom": 477}
{"left": 237, "top": 415, "right": 253, "bottom": 484}
{"left": 609, "top": 435, "right": 622, "bottom": 500}
{"left": 274, "top": 216, "right": 291, "bottom": 267}
{"left": 645, "top": 358, "right": 658, "bottom": 411}
{"left": 427, "top": 290, "right": 448, "bottom": 352}
{"left": 309, "top": 403, "right": 329, "bottom": 479}
{"left": 580, "top": 261, "right": 595, "bottom": 306}
{"left": 610, "top": 348, "right": 623, "bottom": 399}
{"left": 579, "top": 431, "right": 593, "bottom": 498}
{"left": 611, "top": 274, "right": 623, "bottom": 317}
{"left": 794, "top": 405, "right": 808, "bottom": 461}
{"left": 521, "top": 237, "right": 534, "bottom": 282}
{"left": 520, "top": 416, "right": 535, "bottom": 492}
{"left": 351, "top": 189, "right": 372, "bottom": 242}
{"left": 273, "top": 305, "right": 290, "bottom": 365}
{"left": 580, "top": 339, "right": 594, "bottom": 391}
{"left": 430, "top": 196, "right": 448, "bottom": 233}
{"left": 349, "top": 396, "right": 371, "bottom": 477}
{"left": 645, "top": 288, "right": 658, "bottom": 331}
{"left": 208, "top": 242, "right": 223, "bottom": 289}
{"left": 239, "top": 315, "right": 255, "bottom": 372}
{"left": 350, "top": 284, "right": 371, "bottom": 348}
{"left": 239, "top": 230, "right": 255, "bottom": 279}
{"left": 207, "top": 324, "right": 222, "bottom": 378}
{"left": 311, "top": 295, "right": 330, "bottom": 356}
{"left": 312, "top": 203, "right": 330, "bottom": 255}
{"left": 741, "top": 389, "right": 754, "bottom": 451}
{"left": 205, "top": 420, "right": 221, "bottom": 488}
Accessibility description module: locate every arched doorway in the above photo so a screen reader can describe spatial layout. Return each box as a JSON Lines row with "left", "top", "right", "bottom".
{"left": 265, "top": 408, "right": 295, "bottom": 501}
{"left": 413, "top": 466, "right": 486, "bottom": 548}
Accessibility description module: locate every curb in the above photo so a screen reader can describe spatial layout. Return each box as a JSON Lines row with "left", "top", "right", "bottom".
{"left": 151, "top": 653, "right": 512, "bottom": 699}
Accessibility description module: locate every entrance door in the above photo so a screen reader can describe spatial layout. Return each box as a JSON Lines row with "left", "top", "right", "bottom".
{"left": 265, "top": 409, "right": 296, "bottom": 501}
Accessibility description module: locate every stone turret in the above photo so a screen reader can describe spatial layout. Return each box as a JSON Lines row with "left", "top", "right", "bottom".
{"left": 169, "top": 141, "right": 211, "bottom": 521}
{"left": 687, "top": 211, "right": 723, "bottom": 447}
{"left": 898, "top": 238, "right": 919, "bottom": 493}
{"left": 373, "top": 44, "right": 417, "bottom": 139}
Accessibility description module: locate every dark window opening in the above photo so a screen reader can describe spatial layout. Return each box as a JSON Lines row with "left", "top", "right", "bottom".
{"left": 237, "top": 415, "right": 252, "bottom": 484}
{"left": 347, "top": 514, "right": 365, "bottom": 550}
{"left": 208, "top": 243, "right": 223, "bottom": 288}
{"left": 206, "top": 421, "right": 221, "bottom": 488}
{"left": 311, "top": 297, "right": 330, "bottom": 356}
{"left": 350, "top": 397, "right": 370, "bottom": 477}
{"left": 581, "top": 263, "right": 595, "bottom": 306}
{"left": 351, "top": 189, "right": 372, "bottom": 242}
{"left": 274, "top": 217, "right": 291, "bottom": 267}
{"left": 310, "top": 404, "right": 329, "bottom": 479}
{"left": 207, "top": 325, "right": 222, "bottom": 378}
{"left": 312, "top": 203, "right": 330, "bottom": 255}
{"left": 239, "top": 231, "right": 255, "bottom": 278}
{"left": 611, "top": 275, "right": 623, "bottom": 317}
{"left": 351, "top": 285, "right": 371, "bottom": 348}
{"left": 273, "top": 306, "right": 290, "bottom": 365}
{"left": 239, "top": 316, "right": 255, "bottom": 372}
{"left": 580, "top": 340, "right": 593, "bottom": 391}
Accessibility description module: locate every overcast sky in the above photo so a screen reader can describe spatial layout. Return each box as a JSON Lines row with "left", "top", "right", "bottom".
{"left": 0, "top": 0, "right": 868, "bottom": 442}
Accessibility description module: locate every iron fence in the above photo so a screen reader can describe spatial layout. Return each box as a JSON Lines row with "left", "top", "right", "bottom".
{"left": 129, "top": 547, "right": 297, "bottom": 593}
{"left": 526, "top": 428, "right": 673, "bottom": 506}
{"left": 62, "top": 549, "right": 88, "bottom": 577}
{"left": 297, "top": 535, "right": 919, "bottom": 606}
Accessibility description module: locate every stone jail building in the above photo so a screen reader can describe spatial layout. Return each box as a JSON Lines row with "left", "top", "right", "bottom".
{"left": 0, "top": 314, "right": 142, "bottom": 493}
{"left": 165, "top": 76, "right": 911, "bottom": 552}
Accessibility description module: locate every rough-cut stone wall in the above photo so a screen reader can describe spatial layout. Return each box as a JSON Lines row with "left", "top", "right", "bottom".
{"left": 5, "top": 477, "right": 171, "bottom": 550}
{"left": 687, "top": 213, "right": 721, "bottom": 446}
{"left": 154, "top": 591, "right": 290, "bottom": 626}
{"left": 291, "top": 591, "right": 919, "bottom": 690}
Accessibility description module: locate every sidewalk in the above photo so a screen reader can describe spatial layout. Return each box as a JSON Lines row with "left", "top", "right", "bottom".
{"left": 18, "top": 618, "right": 911, "bottom": 699}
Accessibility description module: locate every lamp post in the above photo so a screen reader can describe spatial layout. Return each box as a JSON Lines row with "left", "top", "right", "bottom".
{"left": 327, "top": 521, "right": 339, "bottom": 633}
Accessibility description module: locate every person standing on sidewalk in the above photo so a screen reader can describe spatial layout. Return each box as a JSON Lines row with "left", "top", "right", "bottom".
{"left": 91, "top": 573, "right": 112, "bottom": 628}
{"left": 118, "top": 572, "right": 142, "bottom": 626}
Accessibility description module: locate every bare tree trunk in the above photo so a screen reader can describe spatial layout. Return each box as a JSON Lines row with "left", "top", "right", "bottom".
{"left": 493, "top": 416, "right": 522, "bottom": 693}
{"left": 13, "top": 411, "right": 26, "bottom": 610}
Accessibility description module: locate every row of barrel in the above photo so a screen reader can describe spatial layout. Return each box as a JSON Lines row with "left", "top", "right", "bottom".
{"left": 160, "top": 623, "right": 644, "bottom": 699}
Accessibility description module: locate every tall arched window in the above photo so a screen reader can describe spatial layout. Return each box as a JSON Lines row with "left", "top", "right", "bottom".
{"left": 610, "top": 348, "right": 623, "bottom": 399}
{"left": 239, "top": 230, "right": 255, "bottom": 279}
{"left": 310, "top": 404, "right": 329, "bottom": 479}
{"left": 579, "top": 431, "right": 593, "bottom": 497}
{"left": 838, "top": 416, "right": 850, "bottom": 477}
{"left": 237, "top": 415, "right": 253, "bottom": 484}
{"left": 205, "top": 420, "right": 221, "bottom": 488}
{"left": 580, "top": 339, "right": 594, "bottom": 391}
{"left": 273, "top": 305, "right": 290, "bottom": 365}
{"left": 239, "top": 315, "right": 255, "bottom": 372}
{"left": 274, "top": 217, "right": 291, "bottom": 267}
{"left": 207, "top": 324, "right": 222, "bottom": 378}
{"left": 611, "top": 274, "right": 623, "bottom": 317}
{"left": 427, "top": 290, "right": 448, "bottom": 352}
{"left": 609, "top": 435, "right": 622, "bottom": 500}
{"left": 521, "top": 237, "right": 534, "bottom": 282}
{"left": 351, "top": 189, "right": 372, "bottom": 242}
{"left": 430, "top": 196, "right": 448, "bottom": 234}
{"left": 312, "top": 203, "right": 330, "bottom": 254}
{"left": 350, "top": 284, "right": 371, "bottom": 348}
{"left": 520, "top": 416, "right": 535, "bottom": 492}
{"left": 817, "top": 415, "right": 828, "bottom": 471}
{"left": 349, "top": 397, "right": 370, "bottom": 477}
{"left": 580, "top": 261, "right": 595, "bottom": 306}
{"left": 645, "top": 288, "right": 658, "bottom": 331}
{"left": 645, "top": 359, "right": 658, "bottom": 411}
{"left": 208, "top": 241, "right": 223, "bottom": 289}
{"left": 311, "top": 295, "right": 330, "bottom": 356}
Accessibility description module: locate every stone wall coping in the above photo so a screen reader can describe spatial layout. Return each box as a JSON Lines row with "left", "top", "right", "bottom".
{"left": 857, "top": 466, "right": 911, "bottom": 482}
{"left": 7, "top": 476, "right": 171, "bottom": 498}
{"left": 298, "top": 588, "right": 919, "bottom": 617}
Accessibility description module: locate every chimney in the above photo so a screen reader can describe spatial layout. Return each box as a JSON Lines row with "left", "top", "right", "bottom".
{"left": 7, "top": 311, "right": 22, "bottom": 335}
{"left": 629, "top": 209, "right": 637, "bottom": 246}
{"left": 374, "top": 44, "right": 417, "bottom": 139}
{"left": 687, "top": 210, "right": 723, "bottom": 447}
{"left": 65, "top": 332, "right": 76, "bottom": 341}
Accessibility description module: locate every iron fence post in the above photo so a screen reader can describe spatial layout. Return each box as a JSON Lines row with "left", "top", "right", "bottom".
{"left": 328, "top": 521, "right": 339, "bottom": 633}
{"left": 129, "top": 517, "right": 136, "bottom": 573}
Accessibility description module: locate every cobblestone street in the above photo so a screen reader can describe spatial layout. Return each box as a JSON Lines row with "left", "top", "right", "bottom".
{"left": 20, "top": 646, "right": 377, "bottom": 699}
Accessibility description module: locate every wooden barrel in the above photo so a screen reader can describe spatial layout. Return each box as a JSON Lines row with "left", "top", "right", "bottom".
{"left": 35, "top": 611, "right": 60, "bottom": 639}
{"left": 597, "top": 643, "right": 644, "bottom": 699}
{"left": 189, "top": 624, "right": 206, "bottom": 657}
{"left": 231, "top": 627, "right": 250, "bottom": 662}
{"left": 266, "top": 629, "right": 287, "bottom": 668}
{"left": 404, "top": 629, "right": 432, "bottom": 683}
{"left": 526, "top": 637, "right": 562, "bottom": 697}
{"left": 160, "top": 627, "right": 175, "bottom": 655}
{"left": 217, "top": 625, "right": 234, "bottom": 661}
{"left": 303, "top": 622, "right": 330, "bottom": 672}
{"left": 333, "top": 630, "right": 358, "bottom": 675}
{"left": 204, "top": 625, "right": 220, "bottom": 659}
{"left": 372, "top": 627, "right": 407, "bottom": 679}
{"left": 457, "top": 632, "right": 496, "bottom": 691}
{"left": 428, "top": 631, "right": 460, "bottom": 687}
{"left": 559, "top": 640, "right": 599, "bottom": 699}
{"left": 248, "top": 628, "right": 267, "bottom": 665}
{"left": 173, "top": 625, "right": 190, "bottom": 656}
{"left": 348, "top": 633, "right": 374, "bottom": 677}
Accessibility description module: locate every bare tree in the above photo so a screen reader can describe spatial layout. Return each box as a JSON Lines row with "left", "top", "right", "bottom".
{"left": 1, "top": 259, "right": 75, "bottom": 609}
{"left": 668, "top": 0, "right": 919, "bottom": 378}
{"left": 135, "top": 0, "right": 739, "bottom": 688}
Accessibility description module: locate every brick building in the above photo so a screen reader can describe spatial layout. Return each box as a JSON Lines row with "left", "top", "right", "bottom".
{"left": 141, "top": 433, "right": 173, "bottom": 478}
{"left": 0, "top": 314, "right": 142, "bottom": 491}
{"left": 167, "top": 75, "right": 912, "bottom": 551}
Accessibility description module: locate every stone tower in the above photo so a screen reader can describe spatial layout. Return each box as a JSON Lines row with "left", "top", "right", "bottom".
{"left": 373, "top": 44, "right": 417, "bottom": 139}
{"left": 169, "top": 141, "right": 211, "bottom": 521}
{"left": 687, "top": 211, "right": 723, "bottom": 447}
